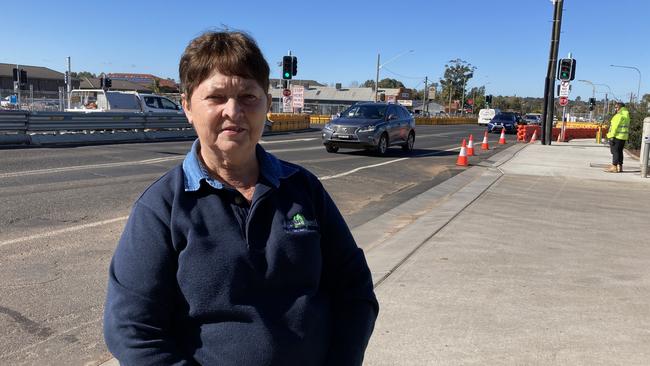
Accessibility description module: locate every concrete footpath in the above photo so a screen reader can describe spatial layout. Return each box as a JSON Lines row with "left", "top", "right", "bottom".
{"left": 100, "top": 139, "right": 649, "bottom": 366}
{"left": 362, "top": 139, "right": 650, "bottom": 365}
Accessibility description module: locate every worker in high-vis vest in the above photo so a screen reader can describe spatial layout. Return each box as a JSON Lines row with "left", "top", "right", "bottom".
{"left": 605, "top": 102, "right": 630, "bottom": 173}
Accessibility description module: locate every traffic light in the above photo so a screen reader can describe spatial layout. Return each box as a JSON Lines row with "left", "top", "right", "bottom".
{"left": 282, "top": 56, "right": 292, "bottom": 80}
{"left": 557, "top": 58, "right": 576, "bottom": 81}
{"left": 20, "top": 70, "right": 27, "bottom": 86}
{"left": 105, "top": 77, "right": 112, "bottom": 88}
{"left": 12, "top": 68, "right": 18, "bottom": 82}
{"left": 588, "top": 97, "right": 596, "bottom": 111}
{"left": 291, "top": 56, "right": 297, "bottom": 76}
{"left": 99, "top": 77, "right": 104, "bottom": 88}
{"left": 485, "top": 94, "right": 492, "bottom": 104}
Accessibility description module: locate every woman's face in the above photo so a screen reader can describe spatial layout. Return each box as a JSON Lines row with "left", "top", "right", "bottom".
{"left": 182, "top": 70, "right": 271, "bottom": 166}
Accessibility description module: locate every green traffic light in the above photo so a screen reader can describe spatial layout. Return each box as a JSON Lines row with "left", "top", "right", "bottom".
{"left": 284, "top": 72, "right": 290, "bottom": 78}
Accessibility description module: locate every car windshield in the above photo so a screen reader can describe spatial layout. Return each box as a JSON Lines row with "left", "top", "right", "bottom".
{"left": 343, "top": 105, "right": 387, "bottom": 119}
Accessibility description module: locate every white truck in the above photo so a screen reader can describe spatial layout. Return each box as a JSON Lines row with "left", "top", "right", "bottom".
{"left": 66, "top": 89, "right": 182, "bottom": 114}
{"left": 477, "top": 108, "right": 500, "bottom": 126}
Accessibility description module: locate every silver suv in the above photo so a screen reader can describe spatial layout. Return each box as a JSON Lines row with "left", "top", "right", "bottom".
{"left": 321, "top": 102, "right": 415, "bottom": 155}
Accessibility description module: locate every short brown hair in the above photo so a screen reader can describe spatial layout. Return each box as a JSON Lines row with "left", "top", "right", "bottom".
{"left": 179, "top": 31, "right": 270, "bottom": 102}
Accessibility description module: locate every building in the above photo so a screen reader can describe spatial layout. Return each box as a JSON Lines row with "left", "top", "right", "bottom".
{"left": 78, "top": 78, "right": 152, "bottom": 92}
{"left": 269, "top": 83, "right": 415, "bottom": 115}
{"left": 0, "top": 63, "right": 77, "bottom": 97}
{"left": 107, "top": 73, "right": 179, "bottom": 92}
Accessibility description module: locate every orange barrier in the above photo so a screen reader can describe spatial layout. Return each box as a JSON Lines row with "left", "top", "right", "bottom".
{"left": 516, "top": 125, "right": 608, "bottom": 142}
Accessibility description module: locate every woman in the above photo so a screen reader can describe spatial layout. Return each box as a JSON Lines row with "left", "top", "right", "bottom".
{"left": 104, "top": 31, "right": 378, "bottom": 365}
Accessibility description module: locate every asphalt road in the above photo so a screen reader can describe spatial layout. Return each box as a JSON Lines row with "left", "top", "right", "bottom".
{"left": 0, "top": 124, "right": 508, "bottom": 365}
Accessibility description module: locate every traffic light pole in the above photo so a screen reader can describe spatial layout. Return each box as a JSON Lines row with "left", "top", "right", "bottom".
{"left": 542, "top": 0, "right": 563, "bottom": 145}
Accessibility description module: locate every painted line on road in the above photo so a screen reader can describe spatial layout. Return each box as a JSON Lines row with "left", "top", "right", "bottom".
{"left": 319, "top": 146, "right": 459, "bottom": 181}
{"left": 0, "top": 216, "right": 129, "bottom": 249}
{"left": 260, "top": 137, "right": 319, "bottom": 144}
{"left": 0, "top": 157, "right": 183, "bottom": 179}
{"left": 0, "top": 145, "right": 322, "bottom": 179}
{"left": 0, "top": 147, "right": 462, "bottom": 247}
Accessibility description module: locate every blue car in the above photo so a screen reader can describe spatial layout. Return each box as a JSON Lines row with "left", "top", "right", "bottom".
{"left": 487, "top": 112, "right": 519, "bottom": 134}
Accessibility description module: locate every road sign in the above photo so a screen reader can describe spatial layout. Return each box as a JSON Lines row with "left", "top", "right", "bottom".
{"left": 559, "top": 81, "right": 570, "bottom": 97}
{"left": 559, "top": 96, "right": 568, "bottom": 106}
{"left": 282, "top": 96, "right": 292, "bottom": 112}
{"left": 291, "top": 85, "right": 304, "bottom": 109}
{"left": 282, "top": 89, "right": 291, "bottom": 97}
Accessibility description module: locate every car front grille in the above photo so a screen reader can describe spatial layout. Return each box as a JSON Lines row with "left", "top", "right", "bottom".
{"left": 336, "top": 126, "right": 358, "bottom": 134}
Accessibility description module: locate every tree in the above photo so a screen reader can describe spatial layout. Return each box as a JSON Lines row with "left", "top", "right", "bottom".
{"left": 362, "top": 80, "right": 375, "bottom": 89}
{"left": 70, "top": 71, "right": 97, "bottom": 79}
{"left": 378, "top": 78, "right": 404, "bottom": 88}
{"left": 439, "top": 59, "right": 476, "bottom": 111}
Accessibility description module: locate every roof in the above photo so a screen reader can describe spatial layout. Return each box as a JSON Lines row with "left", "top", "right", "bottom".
{"left": 269, "top": 86, "right": 402, "bottom": 102}
{"left": 270, "top": 79, "right": 325, "bottom": 88}
{"left": 0, "top": 63, "right": 64, "bottom": 80}
{"left": 78, "top": 78, "right": 152, "bottom": 92}
{"left": 107, "top": 73, "right": 178, "bottom": 89}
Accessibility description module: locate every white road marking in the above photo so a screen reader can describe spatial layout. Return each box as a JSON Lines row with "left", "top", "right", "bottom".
{"left": 319, "top": 146, "right": 458, "bottom": 181}
{"left": 0, "top": 157, "right": 183, "bottom": 179}
{"left": 0, "top": 216, "right": 129, "bottom": 249}
{"left": 260, "top": 137, "right": 319, "bottom": 144}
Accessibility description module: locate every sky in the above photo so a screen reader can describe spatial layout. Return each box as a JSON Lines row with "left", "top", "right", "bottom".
{"left": 3, "top": 0, "right": 649, "bottom": 101}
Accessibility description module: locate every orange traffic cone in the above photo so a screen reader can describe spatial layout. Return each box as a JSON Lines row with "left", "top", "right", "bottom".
{"left": 498, "top": 128, "right": 507, "bottom": 145}
{"left": 467, "top": 134, "right": 475, "bottom": 156}
{"left": 529, "top": 130, "right": 537, "bottom": 143}
{"left": 456, "top": 139, "right": 468, "bottom": 166}
{"left": 481, "top": 131, "right": 490, "bottom": 150}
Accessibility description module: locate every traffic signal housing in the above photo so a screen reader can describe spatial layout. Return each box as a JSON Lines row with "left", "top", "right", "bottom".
{"left": 291, "top": 56, "right": 297, "bottom": 77}
{"left": 557, "top": 58, "right": 576, "bottom": 81}
{"left": 588, "top": 97, "right": 596, "bottom": 111}
{"left": 282, "top": 56, "right": 292, "bottom": 80}
{"left": 105, "top": 77, "right": 112, "bottom": 88}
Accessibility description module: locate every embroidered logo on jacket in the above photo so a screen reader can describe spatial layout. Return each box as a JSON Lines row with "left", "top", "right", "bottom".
{"left": 285, "top": 213, "right": 319, "bottom": 232}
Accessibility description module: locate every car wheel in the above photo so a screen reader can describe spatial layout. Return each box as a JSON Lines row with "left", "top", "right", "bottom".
{"left": 325, "top": 144, "right": 339, "bottom": 153}
{"left": 402, "top": 132, "right": 415, "bottom": 152}
{"left": 376, "top": 133, "right": 388, "bottom": 156}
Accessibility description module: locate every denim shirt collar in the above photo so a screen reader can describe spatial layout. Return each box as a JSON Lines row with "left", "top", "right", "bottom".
{"left": 182, "top": 139, "right": 297, "bottom": 192}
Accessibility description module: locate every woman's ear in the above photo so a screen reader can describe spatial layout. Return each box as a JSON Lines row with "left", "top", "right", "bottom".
{"left": 181, "top": 93, "right": 192, "bottom": 124}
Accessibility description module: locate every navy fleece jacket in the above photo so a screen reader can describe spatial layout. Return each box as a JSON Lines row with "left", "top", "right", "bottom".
{"left": 104, "top": 141, "right": 378, "bottom": 365}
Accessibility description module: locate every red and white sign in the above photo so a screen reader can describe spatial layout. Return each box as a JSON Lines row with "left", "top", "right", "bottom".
{"left": 291, "top": 85, "right": 304, "bottom": 109}
{"left": 559, "top": 96, "right": 568, "bottom": 106}
{"left": 282, "top": 96, "right": 292, "bottom": 112}
{"left": 282, "top": 89, "right": 291, "bottom": 97}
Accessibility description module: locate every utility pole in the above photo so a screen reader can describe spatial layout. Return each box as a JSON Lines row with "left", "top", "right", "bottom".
{"left": 375, "top": 54, "right": 380, "bottom": 102}
{"left": 422, "top": 76, "right": 428, "bottom": 115}
{"left": 66, "top": 57, "right": 72, "bottom": 110}
{"left": 541, "top": 0, "right": 563, "bottom": 145}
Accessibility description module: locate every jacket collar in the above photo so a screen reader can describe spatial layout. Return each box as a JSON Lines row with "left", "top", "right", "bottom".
{"left": 182, "top": 139, "right": 298, "bottom": 192}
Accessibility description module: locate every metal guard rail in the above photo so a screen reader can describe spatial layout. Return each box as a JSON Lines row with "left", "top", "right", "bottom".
{"left": 0, "top": 111, "right": 191, "bottom": 133}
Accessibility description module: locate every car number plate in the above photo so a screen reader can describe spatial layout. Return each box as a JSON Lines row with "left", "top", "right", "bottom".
{"left": 338, "top": 134, "right": 351, "bottom": 139}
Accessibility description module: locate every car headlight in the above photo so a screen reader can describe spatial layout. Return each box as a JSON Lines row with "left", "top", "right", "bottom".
{"left": 357, "top": 125, "right": 376, "bottom": 133}
{"left": 323, "top": 123, "right": 334, "bottom": 131}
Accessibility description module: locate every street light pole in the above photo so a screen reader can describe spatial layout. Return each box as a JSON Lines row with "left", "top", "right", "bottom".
{"left": 374, "top": 50, "right": 414, "bottom": 103}
{"left": 375, "top": 54, "right": 380, "bottom": 102}
{"left": 610, "top": 64, "right": 642, "bottom": 106}
{"left": 578, "top": 79, "right": 596, "bottom": 121}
